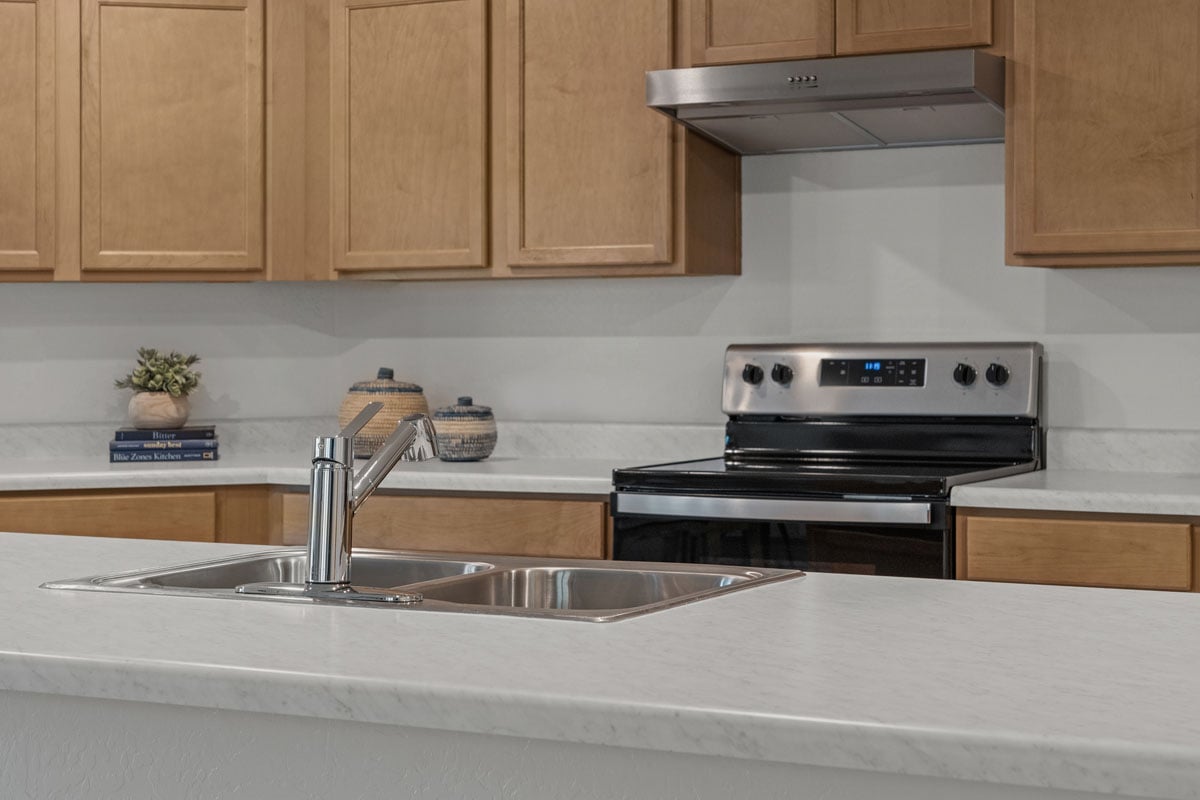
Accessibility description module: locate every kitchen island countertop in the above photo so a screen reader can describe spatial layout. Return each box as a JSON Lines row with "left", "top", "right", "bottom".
{"left": 3, "top": 532, "right": 1199, "bottom": 799}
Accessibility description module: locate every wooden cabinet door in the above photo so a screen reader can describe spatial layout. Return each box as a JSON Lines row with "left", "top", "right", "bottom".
{"left": 330, "top": 0, "right": 488, "bottom": 274}
{"left": 958, "top": 513, "right": 1194, "bottom": 591}
{"left": 690, "top": 0, "right": 834, "bottom": 65}
{"left": 0, "top": 0, "right": 54, "bottom": 275}
{"left": 1008, "top": 0, "right": 1200, "bottom": 265}
{"left": 835, "top": 0, "right": 991, "bottom": 55}
{"left": 79, "top": 0, "right": 264, "bottom": 274}
{"left": 0, "top": 490, "right": 218, "bottom": 541}
{"left": 503, "top": 0, "right": 674, "bottom": 268}
{"left": 280, "top": 492, "right": 608, "bottom": 559}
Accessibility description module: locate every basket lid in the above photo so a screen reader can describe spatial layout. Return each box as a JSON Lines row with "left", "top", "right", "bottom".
{"left": 347, "top": 367, "right": 424, "bottom": 394}
{"left": 433, "top": 396, "right": 493, "bottom": 419}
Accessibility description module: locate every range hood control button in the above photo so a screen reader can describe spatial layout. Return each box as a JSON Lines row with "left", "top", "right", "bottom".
{"left": 953, "top": 363, "right": 976, "bottom": 386}
{"left": 742, "top": 364, "right": 764, "bottom": 385}
{"left": 771, "top": 364, "right": 794, "bottom": 384}
{"left": 986, "top": 363, "right": 1010, "bottom": 386}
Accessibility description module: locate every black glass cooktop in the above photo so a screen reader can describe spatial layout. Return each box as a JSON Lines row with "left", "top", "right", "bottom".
{"left": 611, "top": 457, "right": 1033, "bottom": 499}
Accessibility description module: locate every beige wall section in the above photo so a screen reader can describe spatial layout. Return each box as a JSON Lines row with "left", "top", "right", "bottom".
{"left": 79, "top": 0, "right": 264, "bottom": 273}
{"left": 691, "top": 0, "right": 834, "bottom": 64}
{"left": 331, "top": 0, "right": 488, "bottom": 273}
{"left": 503, "top": 0, "right": 674, "bottom": 268}
{"left": 0, "top": 0, "right": 54, "bottom": 275}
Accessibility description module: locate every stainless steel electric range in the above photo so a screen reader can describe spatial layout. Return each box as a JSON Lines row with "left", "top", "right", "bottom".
{"left": 610, "top": 343, "right": 1043, "bottom": 579}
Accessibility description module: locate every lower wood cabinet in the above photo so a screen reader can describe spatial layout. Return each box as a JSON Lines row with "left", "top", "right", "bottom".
{"left": 0, "top": 485, "right": 609, "bottom": 559}
{"left": 0, "top": 486, "right": 275, "bottom": 544}
{"left": 957, "top": 510, "right": 1199, "bottom": 591}
{"left": 279, "top": 492, "right": 609, "bottom": 559}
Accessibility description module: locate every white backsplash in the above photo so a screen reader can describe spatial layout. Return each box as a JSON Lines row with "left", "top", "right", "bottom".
{"left": 5, "top": 144, "right": 1200, "bottom": 445}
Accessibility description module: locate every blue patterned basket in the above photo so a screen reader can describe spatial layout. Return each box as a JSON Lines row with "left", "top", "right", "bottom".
{"left": 433, "top": 396, "right": 497, "bottom": 462}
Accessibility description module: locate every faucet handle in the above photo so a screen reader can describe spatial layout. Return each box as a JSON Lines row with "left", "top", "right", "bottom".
{"left": 338, "top": 402, "right": 383, "bottom": 439}
{"left": 314, "top": 402, "right": 384, "bottom": 464}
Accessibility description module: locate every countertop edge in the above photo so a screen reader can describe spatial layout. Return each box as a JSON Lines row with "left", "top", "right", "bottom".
{"left": 2, "top": 652, "right": 1197, "bottom": 799}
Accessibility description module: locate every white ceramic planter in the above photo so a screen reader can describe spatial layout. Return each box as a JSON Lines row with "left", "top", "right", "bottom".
{"left": 127, "top": 392, "right": 190, "bottom": 430}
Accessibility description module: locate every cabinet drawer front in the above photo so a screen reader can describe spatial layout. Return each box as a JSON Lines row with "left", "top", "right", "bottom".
{"left": 0, "top": 491, "right": 217, "bottom": 541}
{"left": 281, "top": 493, "right": 606, "bottom": 559}
{"left": 962, "top": 516, "right": 1192, "bottom": 591}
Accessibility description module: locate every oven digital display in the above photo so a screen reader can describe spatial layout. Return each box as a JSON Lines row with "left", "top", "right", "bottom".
{"left": 820, "top": 358, "right": 926, "bottom": 387}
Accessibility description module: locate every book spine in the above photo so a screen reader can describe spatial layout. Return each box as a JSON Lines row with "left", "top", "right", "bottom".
{"left": 109, "top": 450, "right": 219, "bottom": 463}
{"left": 113, "top": 429, "right": 215, "bottom": 442}
{"left": 110, "top": 439, "right": 219, "bottom": 451}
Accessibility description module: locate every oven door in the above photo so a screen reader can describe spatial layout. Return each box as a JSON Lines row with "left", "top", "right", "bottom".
{"left": 610, "top": 493, "right": 952, "bottom": 578}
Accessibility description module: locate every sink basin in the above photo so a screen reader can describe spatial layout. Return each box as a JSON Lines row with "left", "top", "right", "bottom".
{"left": 43, "top": 548, "right": 802, "bottom": 622}
{"left": 44, "top": 548, "right": 493, "bottom": 595}
{"left": 415, "top": 566, "right": 755, "bottom": 618}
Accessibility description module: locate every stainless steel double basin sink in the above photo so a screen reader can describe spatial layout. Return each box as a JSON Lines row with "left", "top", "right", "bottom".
{"left": 43, "top": 549, "right": 803, "bottom": 622}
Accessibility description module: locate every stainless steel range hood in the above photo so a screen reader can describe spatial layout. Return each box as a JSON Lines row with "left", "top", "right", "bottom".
{"left": 646, "top": 49, "right": 1004, "bottom": 155}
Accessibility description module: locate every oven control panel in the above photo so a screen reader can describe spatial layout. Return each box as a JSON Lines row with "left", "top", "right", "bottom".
{"left": 723, "top": 343, "right": 1041, "bottom": 418}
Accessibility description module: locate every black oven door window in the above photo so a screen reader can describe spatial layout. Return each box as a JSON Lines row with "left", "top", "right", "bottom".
{"left": 612, "top": 516, "right": 950, "bottom": 578}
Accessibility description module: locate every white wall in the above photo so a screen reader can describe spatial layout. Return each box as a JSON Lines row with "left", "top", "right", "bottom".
{"left": 5, "top": 142, "right": 1200, "bottom": 429}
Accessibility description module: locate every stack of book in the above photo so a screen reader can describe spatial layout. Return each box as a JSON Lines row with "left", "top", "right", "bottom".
{"left": 109, "top": 425, "right": 219, "bottom": 463}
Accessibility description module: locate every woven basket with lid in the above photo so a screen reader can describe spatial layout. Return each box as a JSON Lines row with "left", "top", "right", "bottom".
{"left": 433, "top": 396, "right": 497, "bottom": 462}
{"left": 338, "top": 368, "right": 429, "bottom": 458}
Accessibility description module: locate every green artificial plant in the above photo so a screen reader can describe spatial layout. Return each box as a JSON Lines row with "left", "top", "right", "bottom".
{"left": 114, "top": 348, "right": 202, "bottom": 398}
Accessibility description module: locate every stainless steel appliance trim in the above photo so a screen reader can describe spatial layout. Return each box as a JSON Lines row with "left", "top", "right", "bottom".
{"left": 722, "top": 342, "right": 1042, "bottom": 418}
{"left": 614, "top": 493, "right": 932, "bottom": 525}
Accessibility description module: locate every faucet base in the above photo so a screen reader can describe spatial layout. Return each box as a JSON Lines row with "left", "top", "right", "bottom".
{"left": 235, "top": 581, "right": 423, "bottom": 605}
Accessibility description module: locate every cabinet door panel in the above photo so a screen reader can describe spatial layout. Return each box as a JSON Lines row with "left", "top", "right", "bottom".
{"left": 0, "top": 0, "right": 54, "bottom": 273}
{"left": 961, "top": 515, "right": 1192, "bottom": 591}
{"left": 835, "top": 0, "right": 991, "bottom": 55}
{"left": 0, "top": 491, "right": 217, "bottom": 541}
{"left": 331, "top": 0, "right": 488, "bottom": 272}
{"left": 280, "top": 493, "right": 607, "bottom": 559}
{"left": 691, "top": 0, "right": 834, "bottom": 65}
{"left": 505, "top": 0, "right": 673, "bottom": 267}
{"left": 1009, "top": 0, "right": 1200, "bottom": 259}
{"left": 80, "top": 0, "right": 263, "bottom": 272}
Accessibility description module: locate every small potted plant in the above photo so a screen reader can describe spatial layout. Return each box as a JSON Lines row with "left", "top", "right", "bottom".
{"left": 114, "top": 348, "right": 202, "bottom": 429}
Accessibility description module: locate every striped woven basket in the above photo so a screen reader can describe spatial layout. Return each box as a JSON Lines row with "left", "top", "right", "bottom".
{"left": 433, "top": 396, "right": 497, "bottom": 461}
{"left": 337, "top": 368, "right": 429, "bottom": 458}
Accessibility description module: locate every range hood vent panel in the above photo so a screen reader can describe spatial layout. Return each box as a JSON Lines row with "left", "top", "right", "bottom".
{"left": 647, "top": 49, "right": 1004, "bottom": 155}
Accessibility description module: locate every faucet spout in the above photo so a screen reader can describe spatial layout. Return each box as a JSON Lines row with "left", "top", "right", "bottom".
{"left": 351, "top": 414, "right": 438, "bottom": 512}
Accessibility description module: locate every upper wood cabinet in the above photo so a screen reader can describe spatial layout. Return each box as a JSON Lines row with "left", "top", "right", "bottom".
{"left": 690, "top": 0, "right": 834, "bottom": 66}
{"left": 835, "top": 0, "right": 992, "bottom": 55}
{"left": 0, "top": 0, "right": 55, "bottom": 278}
{"left": 317, "top": 0, "right": 740, "bottom": 280}
{"left": 1007, "top": 0, "right": 1200, "bottom": 267}
{"left": 78, "top": 0, "right": 264, "bottom": 277}
{"left": 330, "top": 0, "right": 488, "bottom": 274}
{"left": 688, "top": 0, "right": 993, "bottom": 65}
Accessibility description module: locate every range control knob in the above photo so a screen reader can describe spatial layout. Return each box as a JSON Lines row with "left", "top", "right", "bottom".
{"left": 742, "top": 364, "right": 765, "bottom": 385}
{"left": 770, "top": 363, "right": 794, "bottom": 384}
{"left": 953, "top": 363, "right": 977, "bottom": 386}
{"left": 986, "top": 363, "right": 1010, "bottom": 386}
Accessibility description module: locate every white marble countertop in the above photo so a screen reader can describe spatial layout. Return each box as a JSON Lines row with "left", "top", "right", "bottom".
{"left": 952, "top": 469, "right": 1200, "bottom": 516}
{"left": 5, "top": 533, "right": 1200, "bottom": 799}
{"left": 0, "top": 453, "right": 619, "bottom": 495}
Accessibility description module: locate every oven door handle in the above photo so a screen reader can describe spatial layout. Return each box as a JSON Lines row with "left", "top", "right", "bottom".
{"left": 613, "top": 493, "right": 932, "bottom": 525}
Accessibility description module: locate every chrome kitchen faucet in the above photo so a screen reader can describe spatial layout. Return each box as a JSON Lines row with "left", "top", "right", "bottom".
{"left": 236, "top": 403, "right": 439, "bottom": 603}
